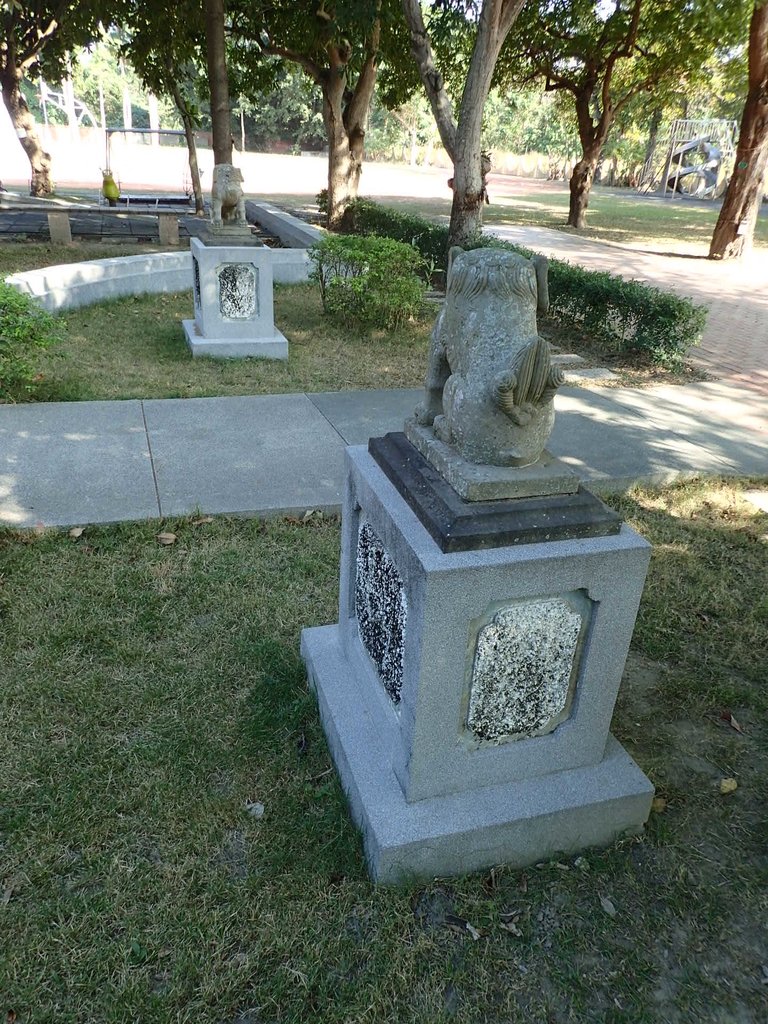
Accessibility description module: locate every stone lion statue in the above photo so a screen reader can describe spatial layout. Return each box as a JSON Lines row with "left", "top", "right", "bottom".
{"left": 413, "top": 247, "right": 564, "bottom": 468}
{"left": 211, "top": 163, "right": 247, "bottom": 227}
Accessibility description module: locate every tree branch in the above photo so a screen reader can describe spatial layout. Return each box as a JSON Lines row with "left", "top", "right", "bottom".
{"left": 345, "top": 11, "right": 381, "bottom": 131}
{"left": 401, "top": 0, "right": 457, "bottom": 159}
{"left": 260, "top": 41, "right": 323, "bottom": 84}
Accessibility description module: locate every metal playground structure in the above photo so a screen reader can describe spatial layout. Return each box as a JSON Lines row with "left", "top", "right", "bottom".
{"left": 638, "top": 118, "right": 738, "bottom": 199}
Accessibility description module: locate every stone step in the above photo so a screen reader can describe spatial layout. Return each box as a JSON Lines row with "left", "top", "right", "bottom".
{"left": 564, "top": 367, "right": 620, "bottom": 383}
{"left": 551, "top": 353, "right": 586, "bottom": 366}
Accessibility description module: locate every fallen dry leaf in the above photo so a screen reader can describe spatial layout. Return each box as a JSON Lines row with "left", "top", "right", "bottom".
{"left": 499, "top": 911, "right": 523, "bottom": 937}
{"left": 156, "top": 532, "right": 177, "bottom": 546}
{"left": 191, "top": 516, "right": 214, "bottom": 526}
{"left": 7, "top": 1011, "right": 17, "bottom": 1024}
{"left": 719, "top": 777, "right": 738, "bottom": 795}
{"left": 68, "top": 527, "right": 84, "bottom": 539}
{"left": 2, "top": 885, "right": 15, "bottom": 906}
{"left": 444, "top": 914, "right": 481, "bottom": 940}
{"left": 651, "top": 797, "right": 668, "bottom": 813}
{"left": 599, "top": 896, "right": 617, "bottom": 918}
{"left": 244, "top": 800, "right": 265, "bottom": 819}
{"left": 718, "top": 709, "right": 745, "bottom": 734}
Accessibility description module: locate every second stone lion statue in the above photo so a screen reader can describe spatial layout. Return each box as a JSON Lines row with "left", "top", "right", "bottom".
{"left": 211, "top": 163, "right": 247, "bottom": 227}
{"left": 413, "top": 246, "right": 564, "bottom": 468}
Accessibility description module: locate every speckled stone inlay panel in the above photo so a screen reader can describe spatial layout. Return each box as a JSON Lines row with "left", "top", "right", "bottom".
{"left": 355, "top": 521, "right": 407, "bottom": 703}
{"left": 218, "top": 263, "right": 258, "bottom": 319}
{"left": 193, "top": 255, "right": 201, "bottom": 312}
{"left": 467, "top": 598, "right": 582, "bottom": 742}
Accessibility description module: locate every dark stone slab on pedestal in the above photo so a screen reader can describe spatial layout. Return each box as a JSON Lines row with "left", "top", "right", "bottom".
{"left": 369, "top": 432, "right": 621, "bottom": 553}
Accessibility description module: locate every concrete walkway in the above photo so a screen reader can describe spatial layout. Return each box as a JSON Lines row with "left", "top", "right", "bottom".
{"left": 1, "top": 383, "right": 765, "bottom": 529}
{"left": 489, "top": 224, "right": 768, "bottom": 396}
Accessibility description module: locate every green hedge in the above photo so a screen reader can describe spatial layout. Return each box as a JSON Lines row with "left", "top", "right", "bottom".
{"left": 345, "top": 198, "right": 451, "bottom": 276}
{"left": 344, "top": 198, "right": 706, "bottom": 368}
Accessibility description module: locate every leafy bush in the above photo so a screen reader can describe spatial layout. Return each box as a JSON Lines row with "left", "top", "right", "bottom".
{"left": 308, "top": 234, "right": 427, "bottom": 329}
{"left": 344, "top": 198, "right": 706, "bottom": 367}
{"left": 0, "top": 283, "right": 63, "bottom": 400}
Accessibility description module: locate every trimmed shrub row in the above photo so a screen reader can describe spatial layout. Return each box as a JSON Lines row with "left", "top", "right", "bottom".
{"left": 343, "top": 197, "right": 706, "bottom": 368}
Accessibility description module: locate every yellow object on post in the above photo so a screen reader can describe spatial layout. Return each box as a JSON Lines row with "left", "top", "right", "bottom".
{"left": 101, "top": 170, "right": 120, "bottom": 206}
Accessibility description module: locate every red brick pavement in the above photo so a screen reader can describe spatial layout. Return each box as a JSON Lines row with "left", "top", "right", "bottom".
{"left": 488, "top": 225, "right": 768, "bottom": 397}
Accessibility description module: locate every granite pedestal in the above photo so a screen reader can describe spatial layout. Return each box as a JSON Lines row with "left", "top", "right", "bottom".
{"left": 300, "top": 442, "right": 654, "bottom": 883}
{"left": 183, "top": 237, "right": 288, "bottom": 359}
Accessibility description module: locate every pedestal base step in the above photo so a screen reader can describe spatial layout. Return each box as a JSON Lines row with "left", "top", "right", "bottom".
{"left": 182, "top": 319, "right": 289, "bottom": 360}
{"left": 301, "top": 623, "right": 654, "bottom": 884}
{"left": 370, "top": 432, "right": 621, "bottom": 552}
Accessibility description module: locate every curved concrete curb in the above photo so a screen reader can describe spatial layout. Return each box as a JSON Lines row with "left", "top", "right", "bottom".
{"left": 6, "top": 247, "right": 312, "bottom": 313}
{"left": 6, "top": 251, "right": 192, "bottom": 312}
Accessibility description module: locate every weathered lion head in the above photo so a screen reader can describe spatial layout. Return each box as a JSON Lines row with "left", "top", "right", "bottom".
{"left": 446, "top": 247, "right": 549, "bottom": 315}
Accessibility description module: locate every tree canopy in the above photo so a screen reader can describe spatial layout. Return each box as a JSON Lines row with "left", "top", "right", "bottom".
{"left": 496, "top": 0, "right": 750, "bottom": 226}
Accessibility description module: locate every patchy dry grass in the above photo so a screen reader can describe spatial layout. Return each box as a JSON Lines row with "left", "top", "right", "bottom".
{"left": 23, "top": 285, "right": 690, "bottom": 404}
{"left": 0, "top": 240, "right": 164, "bottom": 277}
{"left": 1, "top": 478, "right": 766, "bottom": 1023}
{"left": 30, "top": 284, "right": 431, "bottom": 402}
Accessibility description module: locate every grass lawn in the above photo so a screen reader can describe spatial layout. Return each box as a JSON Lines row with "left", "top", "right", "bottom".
{"left": 272, "top": 183, "right": 768, "bottom": 251}
{"left": 0, "top": 241, "right": 164, "bottom": 277}
{"left": 1, "top": 238, "right": 695, "bottom": 405}
{"left": 32, "top": 285, "right": 430, "bottom": 402}
{"left": 1, "top": 478, "right": 767, "bottom": 1023}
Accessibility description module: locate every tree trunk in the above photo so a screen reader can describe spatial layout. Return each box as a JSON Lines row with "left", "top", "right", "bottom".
{"left": 568, "top": 153, "right": 600, "bottom": 228}
{"left": 167, "top": 66, "right": 205, "bottom": 215}
{"left": 0, "top": 67, "right": 53, "bottom": 196}
{"left": 180, "top": 102, "right": 205, "bottom": 215}
{"left": 319, "top": 21, "right": 380, "bottom": 232}
{"left": 709, "top": 1, "right": 768, "bottom": 260}
{"left": 448, "top": 143, "right": 486, "bottom": 248}
{"left": 203, "top": 0, "right": 233, "bottom": 165}
{"left": 322, "top": 81, "right": 364, "bottom": 231}
{"left": 643, "top": 106, "right": 663, "bottom": 167}
{"left": 402, "top": 0, "right": 527, "bottom": 250}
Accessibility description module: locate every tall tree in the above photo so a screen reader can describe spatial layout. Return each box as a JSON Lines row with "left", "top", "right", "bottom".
{"left": 709, "top": 1, "right": 768, "bottom": 260}
{"left": 402, "top": 0, "right": 527, "bottom": 247}
{"left": 204, "top": 0, "right": 234, "bottom": 165}
{"left": 228, "top": 0, "right": 414, "bottom": 230}
{"left": 123, "top": 6, "right": 208, "bottom": 214}
{"left": 0, "top": 1, "right": 118, "bottom": 194}
{"left": 500, "top": 0, "right": 748, "bottom": 228}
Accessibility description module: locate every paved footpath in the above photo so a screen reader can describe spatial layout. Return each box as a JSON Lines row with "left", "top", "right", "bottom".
{"left": 489, "top": 224, "right": 768, "bottom": 396}
{"left": 1, "top": 214, "right": 767, "bottom": 528}
{"left": 1, "top": 383, "right": 765, "bottom": 529}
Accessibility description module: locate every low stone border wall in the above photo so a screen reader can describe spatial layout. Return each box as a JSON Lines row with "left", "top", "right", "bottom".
{"left": 246, "top": 201, "right": 324, "bottom": 249}
{"left": 6, "top": 247, "right": 312, "bottom": 313}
